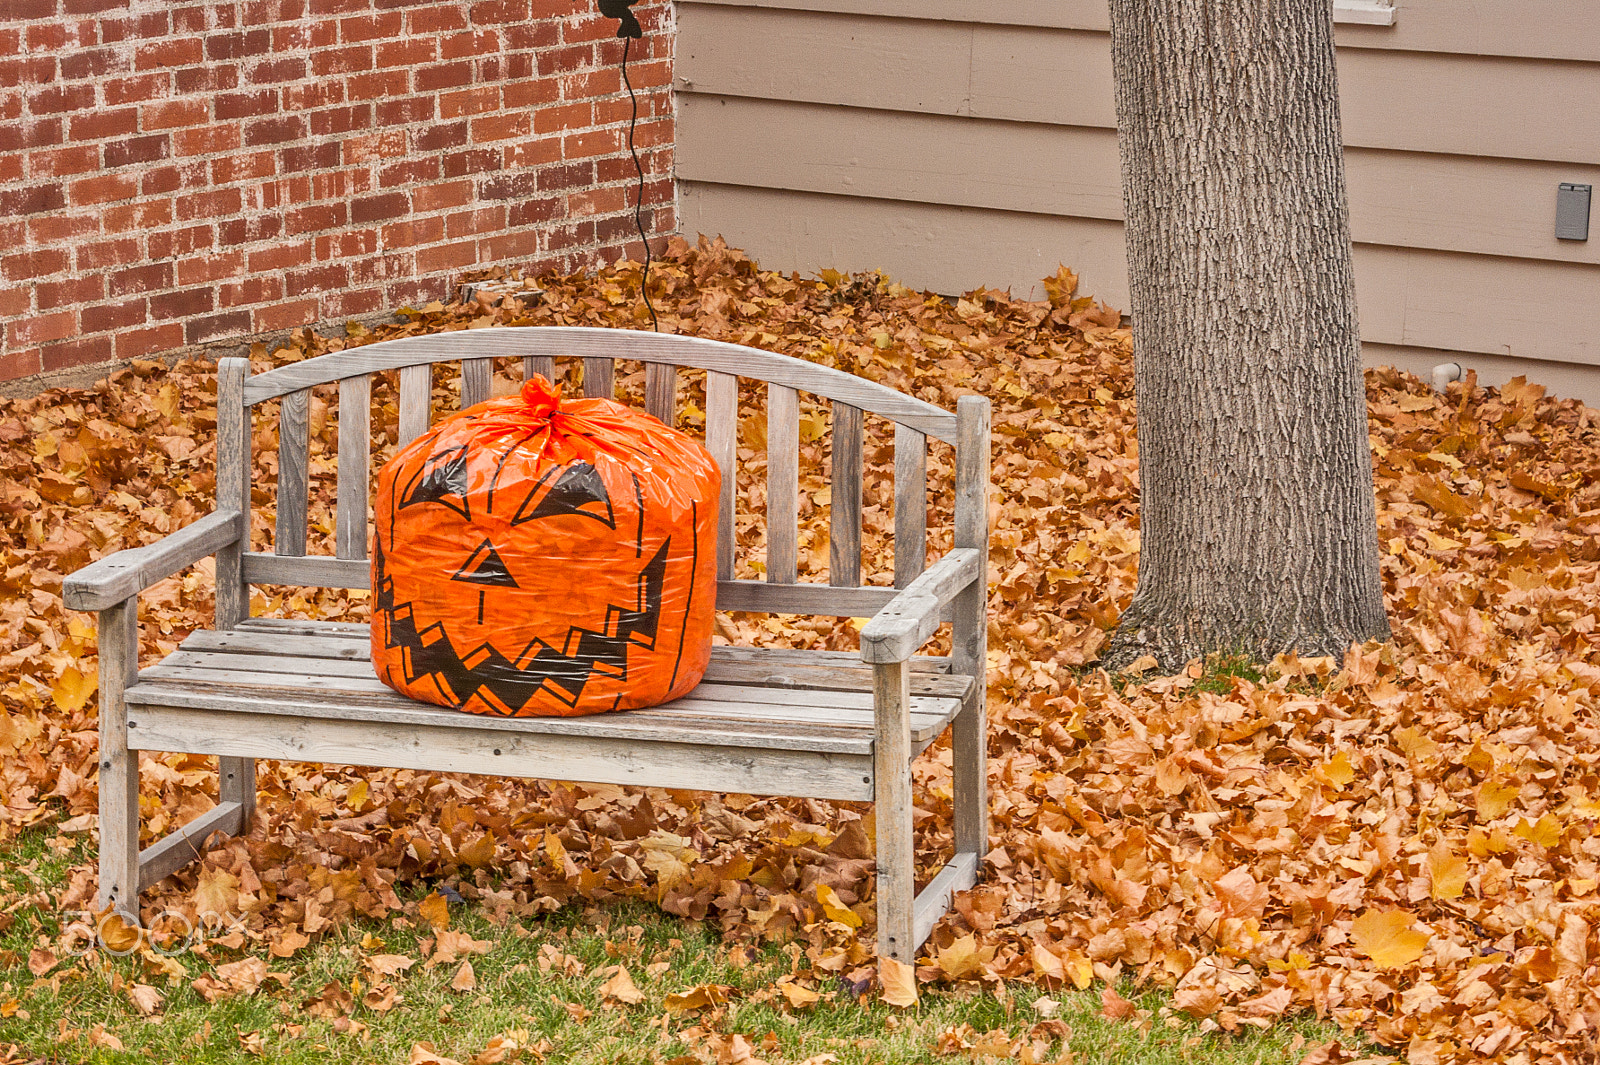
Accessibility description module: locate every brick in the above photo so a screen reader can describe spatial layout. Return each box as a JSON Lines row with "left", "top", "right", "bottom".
{"left": 375, "top": 96, "right": 434, "bottom": 126}
{"left": 107, "top": 262, "right": 172, "bottom": 297}
{"left": 136, "top": 39, "right": 204, "bottom": 70}
{"left": 480, "top": 171, "right": 539, "bottom": 201}
{"left": 176, "top": 250, "right": 243, "bottom": 285}
{"left": 310, "top": 105, "right": 371, "bottom": 137}
{"left": 561, "top": 128, "right": 620, "bottom": 160}
{"left": 501, "top": 136, "right": 561, "bottom": 169}
{"left": 210, "top": 150, "right": 274, "bottom": 184}
{"left": 350, "top": 252, "right": 410, "bottom": 285}
{"left": 377, "top": 156, "right": 439, "bottom": 187}
{"left": 345, "top": 70, "right": 409, "bottom": 102}
{"left": 380, "top": 216, "right": 443, "bottom": 249}
{"left": 533, "top": 101, "right": 590, "bottom": 136}
{"left": 173, "top": 64, "right": 240, "bottom": 95}
{"left": 29, "top": 144, "right": 98, "bottom": 176}
{"left": 140, "top": 164, "right": 186, "bottom": 195}
{"left": 145, "top": 99, "right": 209, "bottom": 131}
{"left": 445, "top": 206, "right": 504, "bottom": 238}
{"left": 339, "top": 13, "right": 402, "bottom": 42}
{"left": 41, "top": 334, "right": 115, "bottom": 373}
{"left": 252, "top": 299, "right": 317, "bottom": 333}
{"left": 285, "top": 202, "right": 348, "bottom": 233}
{"left": 481, "top": 228, "right": 540, "bottom": 262}
{"left": 315, "top": 229, "right": 378, "bottom": 260}
{"left": 115, "top": 323, "right": 185, "bottom": 360}
{"left": 412, "top": 120, "right": 467, "bottom": 153}
{"left": 416, "top": 239, "right": 477, "bottom": 274}
{"left": 219, "top": 215, "right": 282, "bottom": 246}
{"left": 285, "top": 263, "right": 347, "bottom": 297}
{"left": 29, "top": 84, "right": 96, "bottom": 115}
{"left": 81, "top": 298, "right": 148, "bottom": 333}
{"left": 311, "top": 45, "right": 373, "bottom": 77}
{"left": 7, "top": 311, "right": 77, "bottom": 347}
{"left": 322, "top": 286, "right": 382, "bottom": 318}
{"left": 218, "top": 276, "right": 282, "bottom": 306}
{"left": 406, "top": 4, "right": 468, "bottom": 34}
{"left": 176, "top": 188, "right": 242, "bottom": 221}
{"left": 0, "top": 349, "right": 43, "bottom": 382}
{"left": 375, "top": 38, "right": 437, "bottom": 69}
{"left": 566, "top": 185, "right": 628, "bottom": 219}
{"left": 0, "top": 57, "right": 56, "bottom": 89}
{"left": 507, "top": 195, "right": 561, "bottom": 228}
{"left": 282, "top": 81, "right": 345, "bottom": 112}
{"left": 503, "top": 21, "right": 559, "bottom": 50}
{"left": 148, "top": 225, "right": 214, "bottom": 259}
{"left": 215, "top": 90, "right": 278, "bottom": 121}
{"left": 69, "top": 173, "right": 139, "bottom": 206}
{"left": 440, "top": 29, "right": 498, "bottom": 60}
{"left": 439, "top": 86, "right": 499, "bottom": 119}
{"left": 35, "top": 273, "right": 104, "bottom": 310}
{"left": 12, "top": 118, "right": 63, "bottom": 151}
{"left": 0, "top": 286, "right": 27, "bottom": 317}
{"left": 537, "top": 161, "right": 592, "bottom": 192}
{"left": 439, "top": 148, "right": 498, "bottom": 178}
{"left": 170, "top": 123, "right": 240, "bottom": 158}
{"left": 27, "top": 211, "right": 99, "bottom": 245}
{"left": 247, "top": 242, "right": 312, "bottom": 273}
{"left": 536, "top": 43, "right": 593, "bottom": 78}
{"left": 100, "top": 12, "right": 169, "bottom": 44}
{"left": 343, "top": 192, "right": 403, "bottom": 225}
{"left": 244, "top": 57, "right": 306, "bottom": 84}
{"left": 413, "top": 179, "right": 473, "bottom": 213}
{"left": 205, "top": 30, "right": 272, "bottom": 61}
{"left": 281, "top": 141, "right": 340, "bottom": 172}
{"left": 0, "top": 155, "right": 18, "bottom": 183}
{"left": 245, "top": 116, "right": 305, "bottom": 146}
{"left": 413, "top": 61, "right": 473, "bottom": 93}
{"left": 148, "top": 287, "right": 214, "bottom": 321}
{"left": 59, "top": 48, "right": 126, "bottom": 81}
{"left": 76, "top": 238, "right": 139, "bottom": 271}
{"left": 103, "top": 74, "right": 168, "bottom": 106}
{"left": 63, "top": 0, "right": 124, "bottom": 15}
{"left": 560, "top": 67, "right": 621, "bottom": 101}
{"left": 470, "top": 113, "right": 529, "bottom": 143}
{"left": 3, "top": 0, "right": 57, "bottom": 19}
{"left": 465, "top": 0, "right": 524, "bottom": 23}
{"left": 185, "top": 310, "right": 252, "bottom": 345}
{"left": 102, "top": 134, "right": 170, "bottom": 169}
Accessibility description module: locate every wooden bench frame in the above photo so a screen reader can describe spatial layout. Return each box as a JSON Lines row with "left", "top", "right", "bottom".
{"left": 64, "top": 326, "right": 991, "bottom": 962}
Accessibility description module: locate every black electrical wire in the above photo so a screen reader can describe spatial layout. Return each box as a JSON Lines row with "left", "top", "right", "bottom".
{"left": 620, "top": 36, "right": 659, "bottom": 332}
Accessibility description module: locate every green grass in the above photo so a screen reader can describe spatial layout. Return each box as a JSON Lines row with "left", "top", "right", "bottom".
{"left": 0, "top": 827, "right": 1358, "bottom": 1064}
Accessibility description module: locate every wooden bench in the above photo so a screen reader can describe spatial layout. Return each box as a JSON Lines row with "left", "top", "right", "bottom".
{"left": 63, "top": 326, "right": 991, "bottom": 962}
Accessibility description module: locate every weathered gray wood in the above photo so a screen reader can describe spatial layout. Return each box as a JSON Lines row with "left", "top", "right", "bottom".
{"left": 138, "top": 801, "right": 244, "bottom": 891}
{"left": 582, "top": 356, "right": 615, "bottom": 400}
{"left": 524, "top": 355, "right": 556, "bottom": 383}
{"left": 911, "top": 850, "right": 981, "bottom": 949}
{"left": 873, "top": 658, "right": 915, "bottom": 962}
{"left": 829, "top": 402, "right": 863, "bottom": 587}
{"left": 645, "top": 362, "right": 676, "bottom": 425}
{"left": 96, "top": 599, "right": 140, "bottom": 920}
{"left": 243, "top": 553, "right": 371, "bottom": 590}
{"left": 63, "top": 511, "right": 245, "bottom": 612}
{"left": 275, "top": 389, "right": 310, "bottom": 557}
{"left": 335, "top": 374, "right": 370, "bottom": 562}
{"left": 214, "top": 358, "right": 250, "bottom": 630}
{"left": 461, "top": 357, "right": 492, "bottom": 408}
{"left": 766, "top": 383, "right": 799, "bottom": 584}
{"left": 187, "top": 627, "right": 953, "bottom": 672}
{"left": 894, "top": 423, "right": 927, "bottom": 587}
{"left": 706, "top": 370, "right": 739, "bottom": 582}
{"left": 398, "top": 364, "right": 431, "bottom": 445}
{"left": 951, "top": 395, "right": 991, "bottom": 861}
{"left": 860, "top": 549, "right": 981, "bottom": 663}
{"left": 125, "top": 704, "right": 876, "bottom": 802}
{"left": 241, "top": 328, "right": 959, "bottom": 443}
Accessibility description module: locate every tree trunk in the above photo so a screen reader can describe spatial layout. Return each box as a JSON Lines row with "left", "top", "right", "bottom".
{"left": 1102, "top": 0, "right": 1391, "bottom": 671}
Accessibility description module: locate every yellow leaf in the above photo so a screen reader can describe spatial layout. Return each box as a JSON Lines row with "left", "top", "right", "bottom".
{"left": 51, "top": 667, "right": 97, "bottom": 713}
{"left": 1477, "top": 780, "right": 1519, "bottom": 821}
{"left": 878, "top": 956, "right": 918, "bottom": 1008}
{"left": 664, "top": 983, "right": 736, "bottom": 1012}
{"left": 816, "top": 885, "right": 861, "bottom": 929}
{"left": 1427, "top": 843, "right": 1468, "bottom": 901}
{"left": 1318, "top": 751, "right": 1355, "bottom": 789}
{"left": 419, "top": 891, "right": 451, "bottom": 932}
{"left": 934, "top": 934, "right": 993, "bottom": 980}
{"left": 270, "top": 929, "right": 311, "bottom": 958}
{"left": 194, "top": 867, "right": 240, "bottom": 918}
{"left": 1514, "top": 813, "right": 1563, "bottom": 849}
{"left": 1350, "top": 910, "right": 1429, "bottom": 969}
{"left": 777, "top": 978, "right": 820, "bottom": 1010}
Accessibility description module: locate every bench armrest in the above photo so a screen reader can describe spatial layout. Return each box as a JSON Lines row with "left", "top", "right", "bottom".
{"left": 860, "top": 548, "right": 982, "bottom": 664}
{"left": 62, "top": 510, "right": 246, "bottom": 612}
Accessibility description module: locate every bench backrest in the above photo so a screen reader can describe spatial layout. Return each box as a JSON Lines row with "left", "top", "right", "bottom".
{"left": 212, "top": 326, "right": 990, "bottom": 630}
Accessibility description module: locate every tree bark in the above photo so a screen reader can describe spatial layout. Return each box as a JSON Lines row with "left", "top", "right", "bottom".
{"left": 1102, "top": 0, "right": 1391, "bottom": 671}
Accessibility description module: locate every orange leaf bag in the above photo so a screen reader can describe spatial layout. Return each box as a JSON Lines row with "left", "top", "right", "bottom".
{"left": 372, "top": 374, "right": 719, "bottom": 717}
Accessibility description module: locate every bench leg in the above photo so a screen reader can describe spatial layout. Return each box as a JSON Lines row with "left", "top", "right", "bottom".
{"left": 96, "top": 600, "right": 141, "bottom": 921}
{"left": 873, "top": 660, "right": 915, "bottom": 962}
{"left": 219, "top": 756, "right": 255, "bottom": 832}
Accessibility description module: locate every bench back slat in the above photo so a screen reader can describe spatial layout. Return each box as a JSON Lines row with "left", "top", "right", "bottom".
{"left": 645, "top": 363, "right": 676, "bottom": 425}
{"left": 705, "top": 370, "right": 739, "bottom": 582}
{"left": 829, "top": 402, "right": 863, "bottom": 587}
{"left": 893, "top": 424, "right": 927, "bottom": 588}
{"left": 216, "top": 358, "right": 251, "bottom": 630}
{"left": 398, "top": 365, "right": 431, "bottom": 446}
{"left": 524, "top": 355, "right": 555, "bottom": 383}
{"left": 765, "top": 383, "right": 800, "bottom": 584}
{"left": 461, "top": 358, "right": 492, "bottom": 408}
{"left": 335, "top": 375, "right": 370, "bottom": 562}
{"left": 582, "top": 355, "right": 614, "bottom": 400}
{"left": 275, "top": 389, "right": 310, "bottom": 557}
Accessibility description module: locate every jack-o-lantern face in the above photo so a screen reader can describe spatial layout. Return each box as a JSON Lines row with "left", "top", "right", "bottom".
{"left": 371, "top": 375, "right": 720, "bottom": 718}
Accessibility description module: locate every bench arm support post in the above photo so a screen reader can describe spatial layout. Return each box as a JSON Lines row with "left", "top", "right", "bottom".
{"left": 859, "top": 548, "right": 981, "bottom": 664}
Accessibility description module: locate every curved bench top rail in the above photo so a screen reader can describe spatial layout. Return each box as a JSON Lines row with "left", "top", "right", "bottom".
{"left": 242, "top": 326, "right": 959, "bottom": 443}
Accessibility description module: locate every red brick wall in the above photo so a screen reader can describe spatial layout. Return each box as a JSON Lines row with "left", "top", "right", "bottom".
{"left": 0, "top": 0, "right": 675, "bottom": 384}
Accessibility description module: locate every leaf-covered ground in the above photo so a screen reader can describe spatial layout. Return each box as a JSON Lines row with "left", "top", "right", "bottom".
{"left": 3, "top": 236, "right": 1600, "bottom": 1063}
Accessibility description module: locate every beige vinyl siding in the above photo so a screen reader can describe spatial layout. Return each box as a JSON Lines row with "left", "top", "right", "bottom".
{"left": 675, "top": 1, "right": 1600, "bottom": 401}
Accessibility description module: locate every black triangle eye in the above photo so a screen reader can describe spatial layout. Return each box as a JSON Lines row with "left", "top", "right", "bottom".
{"left": 399, "top": 444, "right": 471, "bottom": 519}
{"left": 512, "top": 462, "right": 615, "bottom": 528}
{"left": 451, "top": 540, "right": 519, "bottom": 587}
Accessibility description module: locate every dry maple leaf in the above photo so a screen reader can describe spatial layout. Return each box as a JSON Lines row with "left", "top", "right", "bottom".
{"left": 878, "top": 956, "right": 918, "bottom": 1008}
{"left": 449, "top": 960, "right": 476, "bottom": 993}
{"left": 1350, "top": 911, "right": 1430, "bottom": 969}
{"left": 598, "top": 965, "right": 645, "bottom": 1005}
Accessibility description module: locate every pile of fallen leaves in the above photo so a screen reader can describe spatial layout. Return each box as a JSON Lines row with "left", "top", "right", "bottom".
{"left": 5, "top": 234, "right": 1600, "bottom": 1063}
